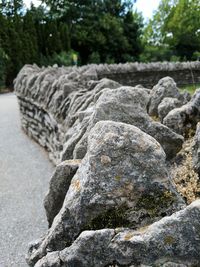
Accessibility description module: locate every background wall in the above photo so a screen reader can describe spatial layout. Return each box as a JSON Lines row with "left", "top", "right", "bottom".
{"left": 95, "top": 62, "right": 200, "bottom": 88}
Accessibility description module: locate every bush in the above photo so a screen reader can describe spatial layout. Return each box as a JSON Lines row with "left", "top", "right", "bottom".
{"left": 192, "top": 51, "right": 200, "bottom": 61}
{"left": 39, "top": 50, "right": 79, "bottom": 67}
{"left": 88, "top": 52, "right": 101, "bottom": 64}
{"left": 139, "top": 45, "right": 173, "bottom": 62}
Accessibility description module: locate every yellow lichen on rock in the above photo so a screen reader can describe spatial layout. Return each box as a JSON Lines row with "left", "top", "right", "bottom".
{"left": 171, "top": 137, "right": 200, "bottom": 204}
{"left": 101, "top": 155, "right": 112, "bottom": 165}
{"left": 71, "top": 179, "right": 81, "bottom": 192}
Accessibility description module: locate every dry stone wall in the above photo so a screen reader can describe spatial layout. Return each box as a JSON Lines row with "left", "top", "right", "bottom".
{"left": 96, "top": 62, "right": 200, "bottom": 87}
{"left": 15, "top": 62, "right": 200, "bottom": 163}
{"left": 14, "top": 62, "right": 200, "bottom": 267}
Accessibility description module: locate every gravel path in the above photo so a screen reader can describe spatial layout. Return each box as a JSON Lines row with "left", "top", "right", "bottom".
{"left": 0, "top": 94, "right": 54, "bottom": 266}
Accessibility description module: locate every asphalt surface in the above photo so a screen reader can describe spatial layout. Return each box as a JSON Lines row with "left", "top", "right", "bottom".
{"left": 0, "top": 93, "right": 54, "bottom": 266}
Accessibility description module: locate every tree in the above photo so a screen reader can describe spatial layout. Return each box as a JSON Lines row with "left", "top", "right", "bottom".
{"left": 0, "top": 0, "right": 24, "bottom": 16}
{"left": 164, "top": 0, "right": 200, "bottom": 59}
{"left": 0, "top": 46, "right": 9, "bottom": 88}
{"left": 0, "top": 0, "right": 144, "bottom": 87}
{"left": 42, "top": 0, "right": 143, "bottom": 64}
{"left": 143, "top": 0, "right": 200, "bottom": 60}
{"left": 22, "top": 9, "right": 39, "bottom": 63}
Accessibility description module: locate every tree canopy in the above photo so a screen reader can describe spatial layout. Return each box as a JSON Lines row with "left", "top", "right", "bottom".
{"left": 141, "top": 0, "right": 200, "bottom": 62}
{"left": 0, "top": 0, "right": 199, "bottom": 89}
{"left": 0, "top": 0, "right": 143, "bottom": 87}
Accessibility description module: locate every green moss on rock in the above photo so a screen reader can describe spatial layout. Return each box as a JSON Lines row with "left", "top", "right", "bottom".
{"left": 136, "top": 190, "right": 176, "bottom": 217}
{"left": 85, "top": 203, "right": 130, "bottom": 230}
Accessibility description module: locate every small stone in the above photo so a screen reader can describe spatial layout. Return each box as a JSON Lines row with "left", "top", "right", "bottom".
{"left": 101, "top": 155, "right": 111, "bottom": 164}
{"left": 163, "top": 89, "right": 200, "bottom": 136}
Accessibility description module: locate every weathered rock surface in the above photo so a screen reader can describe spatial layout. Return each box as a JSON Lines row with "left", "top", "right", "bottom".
{"left": 62, "top": 86, "right": 184, "bottom": 161}
{"left": 149, "top": 76, "right": 190, "bottom": 117}
{"left": 163, "top": 89, "right": 200, "bottom": 135}
{"left": 35, "top": 200, "right": 200, "bottom": 267}
{"left": 158, "top": 97, "right": 182, "bottom": 122}
{"left": 192, "top": 122, "right": 200, "bottom": 174}
{"left": 14, "top": 64, "right": 200, "bottom": 267}
{"left": 26, "top": 121, "right": 184, "bottom": 266}
{"left": 44, "top": 159, "right": 81, "bottom": 227}
{"left": 15, "top": 66, "right": 120, "bottom": 163}
{"left": 15, "top": 64, "right": 196, "bottom": 163}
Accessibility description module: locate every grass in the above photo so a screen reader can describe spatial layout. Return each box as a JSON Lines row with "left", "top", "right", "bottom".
{"left": 180, "top": 83, "right": 200, "bottom": 95}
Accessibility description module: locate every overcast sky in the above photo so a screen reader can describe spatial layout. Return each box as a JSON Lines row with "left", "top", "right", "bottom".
{"left": 134, "top": 0, "right": 160, "bottom": 19}
{"left": 24, "top": 0, "right": 161, "bottom": 19}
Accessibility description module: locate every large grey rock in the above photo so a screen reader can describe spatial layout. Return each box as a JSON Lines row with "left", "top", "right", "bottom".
{"left": 44, "top": 159, "right": 81, "bottom": 227}
{"left": 149, "top": 77, "right": 181, "bottom": 116}
{"left": 149, "top": 77, "right": 190, "bottom": 117}
{"left": 179, "top": 90, "right": 191, "bottom": 104}
{"left": 64, "top": 78, "right": 121, "bottom": 128}
{"left": 60, "top": 78, "right": 121, "bottom": 161}
{"left": 158, "top": 97, "right": 182, "bottom": 122}
{"left": 62, "top": 86, "right": 184, "bottom": 161}
{"left": 163, "top": 89, "right": 200, "bottom": 136}
{"left": 192, "top": 122, "right": 200, "bottom": 174}
{"left": 27, "top": 121, "right": 184, "bottom": 266}
{"left": 35, "top": 200, "right": 200, "bottom": 267}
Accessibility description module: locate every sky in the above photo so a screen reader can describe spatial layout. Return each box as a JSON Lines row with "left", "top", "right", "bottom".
{"left": 134, "top": 0, "right": 161, "bottom": 19}
{"left": 24, "top": 0, "right": 161, "bottom": 20}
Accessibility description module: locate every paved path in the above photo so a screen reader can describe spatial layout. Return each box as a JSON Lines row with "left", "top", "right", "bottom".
{"left": 0, "top": 94, "right": 54, "bottom": 266}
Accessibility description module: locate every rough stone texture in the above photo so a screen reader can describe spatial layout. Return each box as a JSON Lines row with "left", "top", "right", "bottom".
{"left": 148, "top": 77, "right": 190, "bottom": 117}
{"left": 35, "top": 200, "right": 200, "bottom": 267}
{"left": 62, "top": 86, "right": 183, "bottom": 161}
{"left": 192, "top": 122, "right": 200, "bottom": 174}
{"left": 163, "top": 89, "right": 200, "bottom": 136}
{"left": 169, "top": 137, "right": 200, "bottom": 204}
{"left": 26, "top": 121, "right": 184, "bottom": 266}
{"left": 14, "top": 63, "right": 199, "bottom": 163}
{"left": 15, "top": 65, "right": 121, "bottom": 163}
{"left": 14, "top": 63, "right": 200, "bottom": 267}
{"left": 44, "top": 159, "right": 81, "bottom": 227}
{"left": 158, "top": 97, "right": 182, "bottom": 122}
{"left": 15, "top": 65, "right": 194, "bottom": 163}
{"left": 95, "top": 61, "right": 200, "bottom": 88}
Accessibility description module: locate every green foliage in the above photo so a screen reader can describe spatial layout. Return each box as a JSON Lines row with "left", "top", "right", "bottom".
{"left": 180, "top": 83, "right": 200, "bottom": 95}
{"left": 40, "top": 50, "right": 79, "bottom": 67}
{"left": 140, "top": 44, "right": 173, "bottom": 62}
{"left": 1, "top": 0, "right": 200, "bottom": 87}
{"left": 192, "top": 51, "right": 200, "bottom": 61}
{"left": 42, "top": 0, "right": 143, "bottom": 64}
{"left": 0, "top": 0, "right": 143, "bottom": 87}
{"left": 143, "top": 0, "right": 200, "bottom": 61}
{"left": 88, "top": 52, "right": 101, "bottom": 64}
{"left": 0, "top": 47, "right": 9, "bottom": 89}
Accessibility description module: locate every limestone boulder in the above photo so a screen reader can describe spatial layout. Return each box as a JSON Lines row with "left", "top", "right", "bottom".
{"left": 65, "top": 78, "right": 121, "bottom": 125}
{"left": 158, "top": 97, "right": 181, "bottom": 122}
{"left": 149, "top": 77, "right": 190, "bottom": 117}
{"left": 163, "top": 89, "right": 200, "bottom": 135}
{"left": 192, "top": 122, "right": 200, "bottom": 174}
{"left": 35, "top": 200, "right": 200, "bottom": 267}
{"left": 149, "top": 77, "right": 180, "bottom": 116}
{"left": 27, "top": 121, "right": 184, "bottom": 266}
{"left": 63, "top": 86, "right": 184, "bottom": 161}
{"left": 44, "top": 159, "right": 81, "bottom": 227}
{"left": 179, "top": 90, "right": 191, "bottom": 104}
